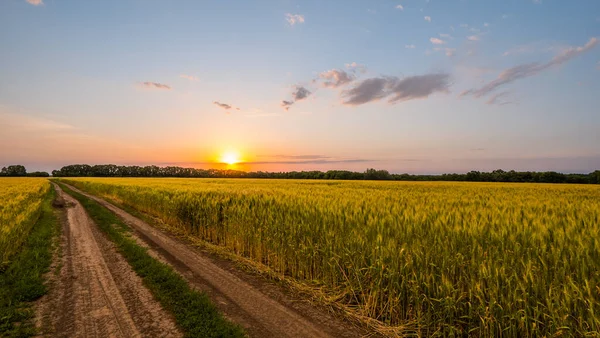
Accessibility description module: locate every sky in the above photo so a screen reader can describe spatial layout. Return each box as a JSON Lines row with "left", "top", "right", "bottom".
{"left": 1, "top": 0, "right": 599, "bottom": 174}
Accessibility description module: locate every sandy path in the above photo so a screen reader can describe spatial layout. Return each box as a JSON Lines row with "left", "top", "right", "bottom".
{"left": 35, "top": 184, "right": 181, "bottom": 337}
{"left": 64, "top": 183, "right": 367, "bottom": 338}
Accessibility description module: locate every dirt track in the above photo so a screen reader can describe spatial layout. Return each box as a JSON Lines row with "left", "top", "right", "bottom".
{"left": 35, "top": 184, "right": 181, "bottom": 337}
{"left": 64, "top": 183, "right": 367, "bottom": 338}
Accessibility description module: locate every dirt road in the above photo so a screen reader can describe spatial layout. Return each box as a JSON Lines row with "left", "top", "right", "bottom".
{"left": 35, "top": 184, "right": 182, "bottom": 337}
{"left": 64, "top": 183, "right": 367, "bottom": 338}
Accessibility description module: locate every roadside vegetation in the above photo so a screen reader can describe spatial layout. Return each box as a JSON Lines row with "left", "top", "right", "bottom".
{"left": 57, "top": 182, "right": 245, "bottom": 338}
{"left": 0, "top": 178, "right": 51, "bottom": 269}
{"left": 62, "top": 178, "right": 600, "bottom": 336}
{"left": 0, "top": 184, "right": 59, "bottom": 336}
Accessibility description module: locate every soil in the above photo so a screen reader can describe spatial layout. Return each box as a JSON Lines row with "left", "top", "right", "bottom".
{"left": 64, "top": 183, "right": 374, "bottom": 338}
{"left": 34, "top": 184, "right": 182, "bottom": 337}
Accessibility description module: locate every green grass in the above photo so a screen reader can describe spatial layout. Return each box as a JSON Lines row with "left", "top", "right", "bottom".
{"left": 57, "top": 183, "right": 245, "bottom": 338}
{"left": 0, "top": 187, "right": 59, "bottom": 337}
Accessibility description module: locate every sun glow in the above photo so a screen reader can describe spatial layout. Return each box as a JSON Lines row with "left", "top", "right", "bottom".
{"left": 220, "top": 151, "right": 240, "bottom": 165}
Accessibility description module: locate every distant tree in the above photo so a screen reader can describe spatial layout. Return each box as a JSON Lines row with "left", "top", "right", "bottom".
{"left": 26, "top": 171, "right": 50, "bottom": 177}
{"left": 0, "top": 165, "right": 27, "bottom": 177}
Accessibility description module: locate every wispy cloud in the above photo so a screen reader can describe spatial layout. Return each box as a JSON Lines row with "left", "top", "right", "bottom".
{"left": 405, "top": 44, "right": 416, "bottom": 49}
{"left": 533, "top": 0, "right": 542, "bottom": 4}
{"left": 213, "top": 101, "right": 240, "bottom": 112}
{"left": 318, "top": 69, "right": 355, "bottom": 88}
{"left": 430, "top": 37, "right": 445, "bottom": 45}
{"left": 281, "top": 100, "right": 294, "bottom": 110}
{"left": 342, "top": 73, "right": 451, "bottom": 106}
{"left": 424, "top": 16, "right": 432, "bottom": 22}
{"left": 395, "top": 5, "right": 404, "bottom": 10}
{"left": 439, "top": 33, "right": 453, "bottom": 39}
{"left": 345, "top": 62, "right": 367, "bottom": 73}
{"left": 140, "top": 82, "right": 171, "bottom": 90}
{"left": 485, "top": 91, "right": 514, "bottom": 105}
{"left": 281, "top": 86, "right": 312, "bottom": 110}
{"left": 461, "top": 37, "right": 598, "bottom": 98}
{"left": 180, "top": 74, "right": 199, "bottom": 81}
{"left": 285, "top": 13, "right": 305, "bottom": 25}
{"left": 25, "top": 0, "right": 43, "bottom": 6}
{"left": 467, "top": 35, "right": 480, "bottom": 41}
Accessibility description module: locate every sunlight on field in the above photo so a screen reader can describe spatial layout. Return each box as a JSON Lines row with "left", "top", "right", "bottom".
{"left": 0, "top": 178, "right": 50, "bottom": 267}
{"left": 62, "top": 178, "right": 600, "bottom": 336}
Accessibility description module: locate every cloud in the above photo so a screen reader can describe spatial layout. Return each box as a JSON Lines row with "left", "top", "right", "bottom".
{"left": 424, "top": 16, "right": 431, "bottom": 22}
{"left": 281, "top": 100, "right": 294, "bottom": 110}
{"left": 405, "top": 44, "right": 416, "bottom": 49}
{"left": 485, "top": 91, "right": 513, "bottom": 105}
{"left": 484, "top": 22, "right": 490, "bottom": 27}
{"left": 281, "top": 86, "right": 312, "bottom": 110}
{"left": 533, "top": 0, "right": 542, "bottom": 4}
{"left": 467, "top": 35, "right": 480, "bottom": 41}
{"left": 180, "top": 74, "right": 199, "bottom": 81}
{"left": 345, "top": 62, "right": 367, "bottom": 74}
{"left": 140, "top": 82, "right": 171, "bottom": 90}
{"left": 430, "top": 37, "right": 445, "bottom": 45}
{"left": 395, "top": 5, "right": 404, "bottom": 10}
{"left": 285, "top": 13, "right": 305, "bottom": 25}
{"left": 462, "top": 37, "right": 598, "bottom": 98}
{"left": 342, "top": 73, "right": 451, "bottom": 106}
{"left": 26, "top": 0, "right": 43, "bottom": 5}
{"left": 318, "top": 69, "right": 355, "bottom": 88}
{"left": 213, "top": 101, "right": 239, "bottom": 111}
{"left": 293, "top": 86, "right": 311, "bottom": 101}
{"left": 439, "top": 33, "right": 453, "bottom": 39}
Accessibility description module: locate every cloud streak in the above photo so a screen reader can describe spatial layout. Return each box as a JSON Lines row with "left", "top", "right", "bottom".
{"left": 342, "top": 73, "right": 451, "bottom": 106}
{"left": 461, "top": 37, "right": 598, "bottom": 98}
{"left": 140, "top": 82, "right": 171, "bottom": 90}
{"left": 430, "top": 37, "right": 445, "bottom": 45}
{"left": 213, "top": 101, "right": 240, "bottom": 112}
{"left": 26, "top": 0, "right": 43, "bottom": 5}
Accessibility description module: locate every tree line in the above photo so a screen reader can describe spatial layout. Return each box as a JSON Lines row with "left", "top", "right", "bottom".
{"left": 0, "top": 165, "right": 50, "bottom": 177}
{"left": 43, "top": 164, "right": 600, "bottom": 184}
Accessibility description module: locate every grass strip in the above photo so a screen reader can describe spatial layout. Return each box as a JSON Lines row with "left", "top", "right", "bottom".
{"left": 57, "top": 183, "right": 245, "bottom": 338}
{"left": 0, "top": 187, "right": 59, "bottom": 337}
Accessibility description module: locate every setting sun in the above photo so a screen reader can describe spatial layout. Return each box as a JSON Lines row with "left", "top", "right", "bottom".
{"left": 220, "top": 152, "right": 240, "bottom": 165}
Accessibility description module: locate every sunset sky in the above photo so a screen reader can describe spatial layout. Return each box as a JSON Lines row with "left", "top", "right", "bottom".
{"left": 1, "top": 0, "right": 599, "bottom": 174}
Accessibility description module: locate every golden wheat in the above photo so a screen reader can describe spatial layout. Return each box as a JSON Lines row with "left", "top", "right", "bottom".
{"left": 62, "top": 178, "right": 600, "bottom": 336}
{"left": 0, "top": 178, "right": 50, "bottom": 267}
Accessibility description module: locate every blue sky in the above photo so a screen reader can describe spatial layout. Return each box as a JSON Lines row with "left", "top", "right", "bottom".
{"left": 1, "top": 0, "right": 599, "bottom": 174}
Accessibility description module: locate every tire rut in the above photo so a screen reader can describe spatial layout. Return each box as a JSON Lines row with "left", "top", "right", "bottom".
{"left": 34, "top": 184, "right": 182, "bottom": 337}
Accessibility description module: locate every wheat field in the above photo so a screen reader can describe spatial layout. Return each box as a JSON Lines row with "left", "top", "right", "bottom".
{"left": 0, "top": 178, "right": 50, "bottom": 268}
{"left": 61, "top": 178, "right": 600, "bottom": 336}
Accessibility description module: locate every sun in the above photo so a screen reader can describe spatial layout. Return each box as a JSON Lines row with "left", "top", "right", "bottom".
{"left": 220, "top": 151, "right": 240, "bottom": 165}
